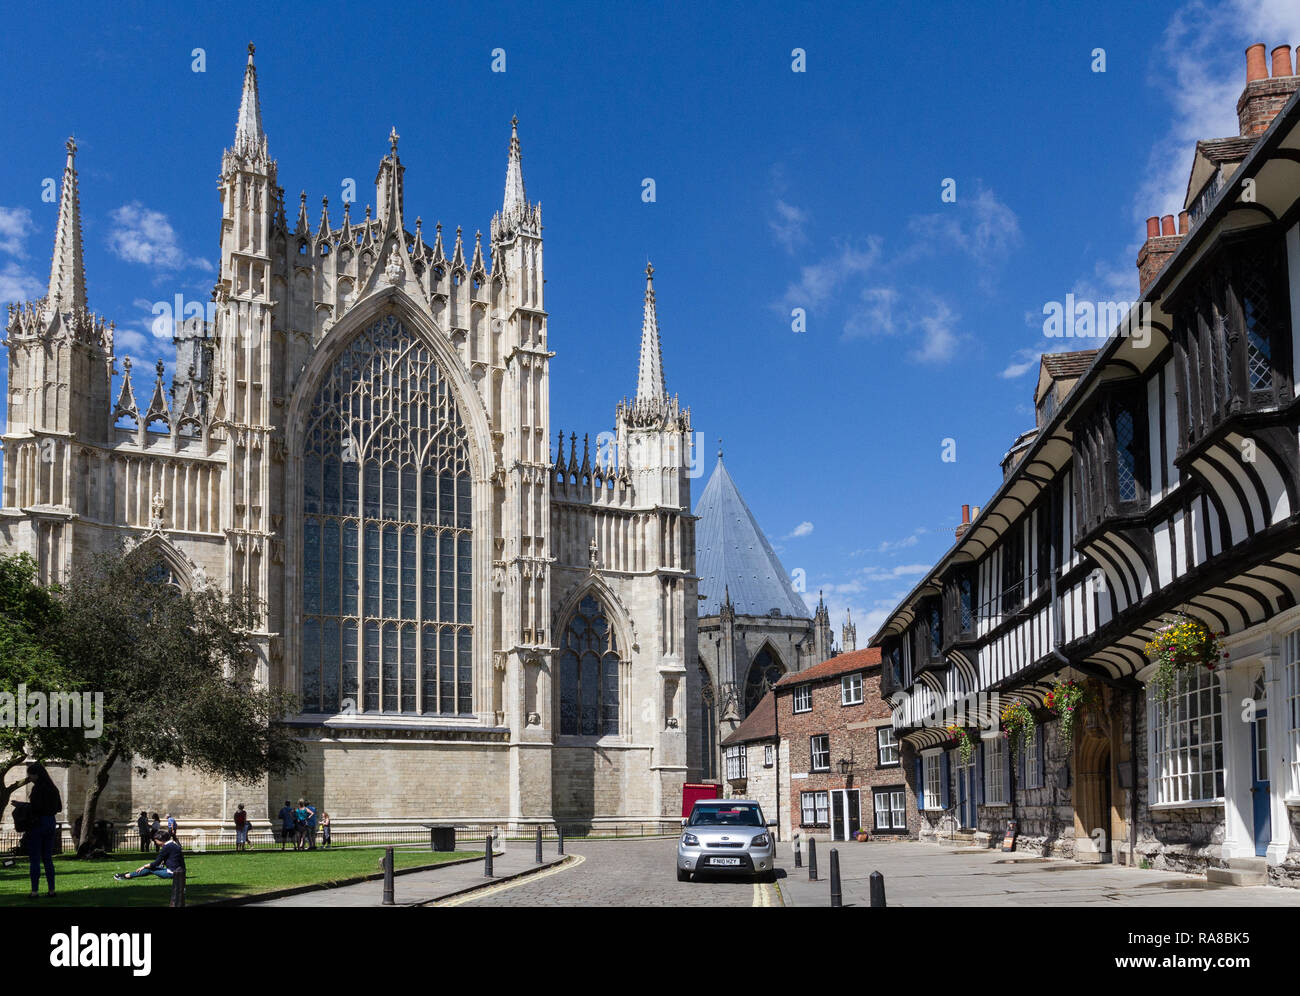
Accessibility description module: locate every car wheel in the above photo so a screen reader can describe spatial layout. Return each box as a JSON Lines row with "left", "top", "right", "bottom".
{"left": 677, "top": 867, "right": 690, "bottom": 882}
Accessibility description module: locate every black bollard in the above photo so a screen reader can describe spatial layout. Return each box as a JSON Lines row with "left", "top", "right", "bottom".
{"left": 794, "top": 837, "right": 802, "bottom": 868}
{"left": 535, "top": 825, "right": 543, "bottom": 864}
{"left": 808, "top": 837, "right": 818, "bottom": 881}
{"left": 869, "top": 870, "right": 887, "bottom": 908}
{"left": 829, "top": 849, "right": 842, "bottom": 907}
{"left": 169, "top": 869, "right": 186, "bottom": 908}
{"left": 484, "top": 834, "right": 494, "bottom": 877}
{"left": 558, "top": 827, "right": 564, "bottom": 855}
{"left": 382, "top": 847, "right": 395, "bottom": 905}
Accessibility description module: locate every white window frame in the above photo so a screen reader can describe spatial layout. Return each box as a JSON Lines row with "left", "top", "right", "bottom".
{"left": 800, "top": 790, "right": 829, "bottom": 827}
{"left": 1147, "top": 665, "right": 1224, "bottom": 807}
{"left": 793, "top": 685, "right": 812, "bottom": 713}
{"left": 877, "top": 726, "right": 899, "bottom": 767}
{"left": 1287, "top": 629, "right": 1300, "bottom": 800}
{"left": 983, "top": 735, "right": 1007, "bottom": 805}
{"left": 841, "top": 672, "right": 863, "bottom": 706}
{"left": 724, "top": 744, "right": 746, "bottom": 781}
{"left": 923, "top": 751, "right": 943, "bottom": 811}
{"left": 1023, "top": 726, "right": 1043, "bottom": 790}
{"left": 810, "top": 734, "right": 831, "bottom": 772}
{"left": 763, "top": 744, "right": 774, "bottom": 768}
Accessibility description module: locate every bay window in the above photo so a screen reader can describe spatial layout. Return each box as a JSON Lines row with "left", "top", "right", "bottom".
{"left": 1147, "top": 665, "right": 1224, "bottom": 805}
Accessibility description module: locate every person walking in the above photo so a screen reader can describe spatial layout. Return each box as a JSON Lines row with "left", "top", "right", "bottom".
{"left": 320, "top": 810, "right": 331, "bottom": 849}
{"left": 149, "top": 813, "right": 162, "bottom": 852}
{"left": 114, "top": 830, "right": 185, "bottom": 882}
{"left": 166, "top": 813, "right": 177, "bottom": 839}
{"left": 17, "top": 763, "right": 61, "bottom": 898}
{"left": 136, "top": 811, "right": 151, "bottom": 852}
{"left": 277, "top": 800, "right": 294, "bottom": 850}
{"left": 233, "top": 803, "right": 249, "bottom": 852}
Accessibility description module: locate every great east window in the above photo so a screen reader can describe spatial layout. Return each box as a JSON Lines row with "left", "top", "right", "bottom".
{"left": 300, "top": 314, "right": 473, "bottom": 716}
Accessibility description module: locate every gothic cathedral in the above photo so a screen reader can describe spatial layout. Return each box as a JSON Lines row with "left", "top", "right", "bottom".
{"left": 0, "top": 46, "right": 698, "bottom": 830}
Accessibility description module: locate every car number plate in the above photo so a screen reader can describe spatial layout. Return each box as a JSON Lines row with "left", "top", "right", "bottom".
{"left": 711, "top": 857, "right": 741, "bottom": 866}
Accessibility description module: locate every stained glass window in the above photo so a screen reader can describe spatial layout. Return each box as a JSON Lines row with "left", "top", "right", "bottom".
{"left": 300, "top": 314, "right": 473, "bottom": 715}
{"left": 558, "top": 594, "right": 621, "bottom": 736}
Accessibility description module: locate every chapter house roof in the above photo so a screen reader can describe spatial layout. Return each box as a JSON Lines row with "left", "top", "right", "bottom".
{"left": 694, "top": 455, "right": 810, "bottom": 620}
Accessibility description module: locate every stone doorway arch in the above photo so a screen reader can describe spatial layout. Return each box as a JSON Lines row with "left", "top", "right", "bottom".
{"left": 1073, "top": 726, "right": 1115, "bottom": 863}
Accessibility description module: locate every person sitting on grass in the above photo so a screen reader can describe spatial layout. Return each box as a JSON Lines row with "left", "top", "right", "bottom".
{"left": 113, "top": 830, "right": 186, "bottom": 882}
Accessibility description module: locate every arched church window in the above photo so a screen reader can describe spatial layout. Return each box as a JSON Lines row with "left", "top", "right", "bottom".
{"left": 744, "top": 646, "right": 785, "bottom": 717}
{"left": 301, "top": 313, "right": 473, "bottom": 715}
{"left": 558, "top": 594, "right": 621, "bottom": 736}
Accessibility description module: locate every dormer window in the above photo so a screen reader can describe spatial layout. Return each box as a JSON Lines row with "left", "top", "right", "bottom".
{"left": 1071, "top": 382, "right": 1149, "bottom": 540}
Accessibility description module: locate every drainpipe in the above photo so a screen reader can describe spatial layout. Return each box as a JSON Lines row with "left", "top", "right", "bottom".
{"left": 773, "top": 689, "right": 781, "bottom": 843}
{"left": 1129, "top": 687, "right": 1138, "bottom": 868}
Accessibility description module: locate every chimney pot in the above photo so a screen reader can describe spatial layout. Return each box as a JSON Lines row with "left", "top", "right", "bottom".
{"left": 1178, "top": 210, "right": 1189, "bottom": 234}
{"left": 961, "top": 503, "right": 970, "bottom": 524}
{"left": 1247, "top": 43, "right": 1269, "bottom": 82}
{"left": 1272, "top": 44, "right": 1294, "bottom": 78}
{"left": 1160, "top": 214, "right": 1176, "bottom": 236}
{"left": 1145, "top": 216, "right": 1161, "bottom": 239}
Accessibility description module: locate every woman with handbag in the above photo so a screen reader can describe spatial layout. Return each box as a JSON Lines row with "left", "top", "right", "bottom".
{"left": 16, "top": 763, "right": 62, "bottom": 898}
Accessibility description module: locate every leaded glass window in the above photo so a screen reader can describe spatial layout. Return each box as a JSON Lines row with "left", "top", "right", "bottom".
{"left": 300, "top": 313, "right": 473, "bottom": 715}
{"left": 558, "top": 594, "right": 621, "bottom": 736}
{"left": 1242, "top": 263, "right": 1274, "bottom": 392}
{"left": 1115, "top": 407, "right": 1137, "bottom": 502}
{"left": 745, "top": 646, "right": 785, "bottom": 717}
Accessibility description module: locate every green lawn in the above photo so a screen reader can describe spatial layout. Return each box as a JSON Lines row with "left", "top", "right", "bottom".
{"left": 0, "top": 846, "right": 482, "bottom": 907}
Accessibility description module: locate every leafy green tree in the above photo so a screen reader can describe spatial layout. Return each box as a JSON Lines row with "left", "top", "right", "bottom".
{"left": 58, "top": 548, "right": 302, "bottom": 855}
{"left": 0, "top": 553, "right": 85, "bottom": 820}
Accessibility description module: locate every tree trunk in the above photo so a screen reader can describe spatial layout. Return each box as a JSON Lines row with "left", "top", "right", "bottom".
{"left": 0, "top": 750, "right": 26, "bottom": 826}
{"left": 76, "top": 742, "right": 121, "bottom": 857}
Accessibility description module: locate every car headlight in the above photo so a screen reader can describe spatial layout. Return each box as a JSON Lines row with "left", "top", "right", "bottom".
{"left": 682, "top": 833, "right": 700, "bottom": 846}
{"left": 751, "top": 833, "right": 770, "bottom": 848}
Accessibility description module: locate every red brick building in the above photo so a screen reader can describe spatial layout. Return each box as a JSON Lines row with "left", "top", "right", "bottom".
{"left": 774, "top": 648, "right": 919, "bottom": 842}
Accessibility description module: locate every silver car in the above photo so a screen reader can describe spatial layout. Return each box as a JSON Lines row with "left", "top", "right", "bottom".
{"left": 676, "top": 799, "right": 775, "bottom": 882}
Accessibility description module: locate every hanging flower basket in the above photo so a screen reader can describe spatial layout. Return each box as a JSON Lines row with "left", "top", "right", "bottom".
{"left": 1044, "top": 678, "right": 1097, "bottom": 751}
{"left": 946, "top": 724, "right": 974, "bottom": 765}
{"left": 1143, "top": 615, "right": 1226, "bottom": 701}
{"left": 1000, "top": 700, "right": 1035, "bottom": 758}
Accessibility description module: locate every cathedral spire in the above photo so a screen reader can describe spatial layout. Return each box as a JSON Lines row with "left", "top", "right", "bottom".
{"left": 47, "top": 137, "right": 87, "bottom": 312}
{"left": 635, "top": 262, "right": 667, "bottom": 403}
{"left": 503, "top": 116, "right": 526, "bottom": 220}
{"left": 232, "top": 42, "right": 267, "bottom": 161}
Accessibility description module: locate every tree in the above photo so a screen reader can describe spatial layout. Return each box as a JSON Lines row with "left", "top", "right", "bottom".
{"left": 0, "top": 553, "right": 86, "bottom": 820}
{"left": 57, "top": 548, "right": 302, "bottom": 855}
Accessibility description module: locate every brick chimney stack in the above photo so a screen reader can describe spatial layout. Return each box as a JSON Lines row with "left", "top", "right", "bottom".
{"left": 955, "top": 503, "right": 971, "bottom": 540}
{"left": 1238, "top": 42, "right": 1299, "bottom": 137}
{"left": 1137, "top": 213, "right": 1187, "bottom": 292}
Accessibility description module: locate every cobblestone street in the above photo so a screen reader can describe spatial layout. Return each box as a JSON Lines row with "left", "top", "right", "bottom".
{"left": 455, "top": 838, "right": 779, "bottom": 907}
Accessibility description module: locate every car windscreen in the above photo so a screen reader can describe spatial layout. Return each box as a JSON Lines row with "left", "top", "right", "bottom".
{"left": 689, "top": 805, "right": 762, "bottom": 827}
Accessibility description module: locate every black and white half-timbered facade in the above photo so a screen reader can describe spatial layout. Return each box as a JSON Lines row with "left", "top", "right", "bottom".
{"left": 872, "top": 43, "right": 1300, "bottom": 885}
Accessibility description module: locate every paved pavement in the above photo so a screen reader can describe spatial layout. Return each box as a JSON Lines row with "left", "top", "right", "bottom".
{"left": 247, "top": 847, "right": 565, "bottom": 907}
{"left": 778, "top": 840, "right": 1300, "bottom": 908}
{"left": 459, "top": 837, "right": 779, "bottom": 907}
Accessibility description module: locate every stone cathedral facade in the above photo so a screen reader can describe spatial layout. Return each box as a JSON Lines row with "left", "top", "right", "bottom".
{"left": 0, "top": 46, "right": 698, "bottom": 830}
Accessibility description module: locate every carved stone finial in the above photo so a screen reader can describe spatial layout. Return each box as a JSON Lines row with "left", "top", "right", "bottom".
{"left": 389, "top": 126, "right": 400, "bottom": 154}
{"left": 384, "top": 244, "right": 404, "bottom": 286}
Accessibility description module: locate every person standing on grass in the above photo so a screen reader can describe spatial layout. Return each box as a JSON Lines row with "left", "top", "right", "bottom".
{"left": 294, "top": 799, "right": 309, "bottom": 851}
{"left": 166, "top": 813, "right": 177, "bottom": 839}
{"left": 16, "top": 762, "right": 61, "bottom": 899}
{"left": 114, "top": 830, "right": 185, "bottom": 882}
{"left": 320, "top": 810, "right": 331, "bottom": 849}
{"left": 233, "top": 803, "right": 249, "bottom": 852}
{"left": 278, "top": 800, "right": 294, "bottom": 850}
{"left": 149, "top": 813, "right": 161, "bottom": 851}
{"left": 137, "top": 811, "right": 151, "bottom": 852}
{"left": 305, "top": 799, "right": 318, "bottom": 850}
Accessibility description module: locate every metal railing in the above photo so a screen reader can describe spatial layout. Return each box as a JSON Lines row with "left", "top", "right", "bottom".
{"left": 2, "top": 818, "right": 683, "bottom": 856}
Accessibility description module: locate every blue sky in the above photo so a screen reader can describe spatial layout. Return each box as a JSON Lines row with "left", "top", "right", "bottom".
{"left": 1, "top": 0, "right": 1296, "bottom": 639}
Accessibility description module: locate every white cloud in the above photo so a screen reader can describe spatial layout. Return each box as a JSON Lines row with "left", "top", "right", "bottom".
{"left": 0, "top": 207, "right": 35, "bottom": 257}
{"left": 0, "top": 261, "right": 42, "bottom": 304}
{"left": 787, "top": 520, "right": 814, "bottom": 538}
{"left": 907, "top": 183, "right": 1022, "bottom": 285}
{"left": 843, "top": 288, "right": 962, "bottom": 363}
{"left": 107, "top": 202, "right": 213, "bottom": 272}
{"left": 778, "top": 238, "right": 882, "bottom": 311}
{"left": 909, "top": 298, "right": 961, "bottom": 363}
{"left": 859, "top": 563, "right": 931, "bottom": 583}
{"left": 769, "top": 199, "right": 809, "bottom": 253}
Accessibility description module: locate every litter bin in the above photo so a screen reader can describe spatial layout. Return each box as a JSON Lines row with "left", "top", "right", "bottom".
{"left": 425, "top": 825, "right": 456, "bottom": 852}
